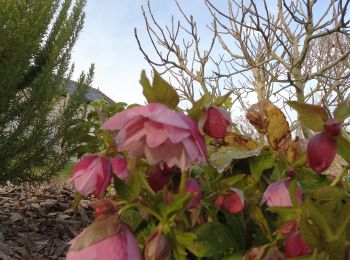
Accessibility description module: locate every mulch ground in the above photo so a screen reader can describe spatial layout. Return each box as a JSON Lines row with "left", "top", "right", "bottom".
{"left": 0, "top": 182, "right": 94, "bottom": 259}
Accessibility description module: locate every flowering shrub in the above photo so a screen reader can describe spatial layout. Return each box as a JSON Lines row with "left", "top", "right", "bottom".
{"left": 67, "top": 70, "right": 350, "bottom": 259}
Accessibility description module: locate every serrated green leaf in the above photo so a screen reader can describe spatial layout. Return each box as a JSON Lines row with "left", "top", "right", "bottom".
{"left": 268, "top": 206, "right": 302, "bottom": 223}
{"left": 222, "top": 211, "right": 246, "bottom": 250}
{"left": 249, "top": 150, "right": 274, "bottom": 182}
{"left": 187, "top": 93, "right": 212, "bottom": 120}
{"left": 213, "top": 91, "right": 233, "bottom": 107}
{"left": 174, "top": 230, "right": 197, "bottom": 246}
{"left": 158, "top": 193, "right": 192, "bottom": 219}
{"left": 113, "top": 177, "right": 137, "bottom": 201}
{"left": 139, "top": 70, "right": 179, "bottom": 109}
{"left": 139, "top": 70, "right": 153, "bottom": 101}
{"left": 334, "top": 99, "right": 350, "bottom": 122}
{"left": 186, "top": 223, "right": 235, "bottom": 257}
{"left": 287, "top": 101, "right": 328, "bottom": 132}
{"left": 219, "top": 174, "right": 246, "bottom": 187}
{"left": 120, "top": 209, "right": 143, "bottom": 230}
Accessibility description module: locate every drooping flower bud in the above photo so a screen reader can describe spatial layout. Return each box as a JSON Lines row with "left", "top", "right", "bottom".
{"left": 199, "top": 106, "right": 231, "bottom": 139}
{"left": 148, "top": 164, "right": 172, "bottom": 192}
{"left": 144, "top": 229, "right": 171, "bottom": 260}
{"left": 90, "top": 199, "right": 117, "bottom": 219}
{"left": 285, "top": 168, "right": 296, "bottom": 177}
{"left": 215, "top": 188, "right": 245, "bottom": 214}
{"left": 214, "top": 195, "right": 225, "bottom": 208}
{"left": 324, "top": 118, "right": 342, "bottom": 137}
{"left": 69, "top": 154, "right": 112, "bottom": 197}
{"left": 110, "top": 156, "right": 128, "bottom": 181}
{"left": 261, "top": 179, "right": 303, "bottom": 207}
{"left": 284, "top": 231, "right": 312, "bottom": 258}
{"left": 307, "top": 133, "right": 337, "bottom": 173}
{"left": 186, "top": 178, "right": 202, "bottom": 209}
{"left": 279, "top": 220, "right": 299, "bottom": 237}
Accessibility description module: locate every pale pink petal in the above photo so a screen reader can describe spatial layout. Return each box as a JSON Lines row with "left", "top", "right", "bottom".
{"left": 182, "top": 138, "right": 200, "bottom": 161}
{"left": 122, "top": 139, "right": 146, "bottom": 158}
{"left": 146, "top": 103, "right": 189, "bottom": 129}
{"left": 144, "top": 121, "right": 168, "bottom": 148}
{"left": 110, "top": 156, "right": 128, "bottom": 180}
{"left": 164, "top": 124, "right": 191, "bottom": 143}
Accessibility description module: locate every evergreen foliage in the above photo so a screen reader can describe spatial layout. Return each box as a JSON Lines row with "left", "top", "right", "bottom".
{"left": 0, "top": 0, "right": 94, "bottom": 184}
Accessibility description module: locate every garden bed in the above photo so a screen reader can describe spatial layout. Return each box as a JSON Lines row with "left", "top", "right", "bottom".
{"left": 0, "top": 182, "right": 93, "bottom": 259}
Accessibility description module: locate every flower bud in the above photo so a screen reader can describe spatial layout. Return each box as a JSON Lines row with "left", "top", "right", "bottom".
{"left": 148, "top": 164, "right": 171, "bottom": 192}
{"left": 279, "top": 220, "right": 298, "bottom": 237}
{"left": 110, "top": 156, "right": 128, "bottom": 181}
{"left": 324, "top": 118, "right": 342, "bottom": 137}
{"left": 90, "top": 199, "right": 117, "bottom": 219}
{"left": 285, "top": 168, "right": 296, "bottom": 177}
{"left": 284, "top": 231, "right": 312, "bottom": 258}
{"left": 144, "top": 229, "right": 171, "bottom": 260}
{"left": 199, "top": 106, "right": 231, "bottom": 139}
{"left": 222, "top": 188, "right": 244, "bottom": 214}
{"left": 69, "top": 154, "right": 112, "bottom": 197}
{"left": 214, "top": 195, "right": 225, "bottom": 208}
{"left": 307, "top": 133, "right": 337, "bottom": 173}
{"left": 186, "top": 178, "right": 202, "bottom": 209}
{"left": 215, "top": 189, "right": 244, "bottom": 214}
{"left": 261, "top": 179, "right": 303, "bottom": 207}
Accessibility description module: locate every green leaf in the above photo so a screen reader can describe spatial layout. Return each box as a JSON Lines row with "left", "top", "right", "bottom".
{"left": 308, "top": 186, "right": 347, "bottom": 201}
{"left": 287, "top": 101, "right": 328, "bottom": 132}
{"left": 158, "top": 193, "right": 192, "bottom": 219}
{"left": 209, "top": 146, "right": 261, "bottom": 173}
{"left": 186, "top": 223, "right": 235, "bottom": 257}
{"left": 113, "top": 177, "right": 137, "bottom": 201}
{"left": 336, "top": 130, "right": 350, "bottom": 163}
{"left": 120, "top": 209, "right": 143, "bottom": 230}
{"left": 219, "top": 174, "right": 246, "bottom": 187}
{"left": 249, "top": 150, "right": 274, "bottom": 182}
{"left": 288, "top": 179, "right": 301, "bottom": 206}
{"left": 213, "top": 91, "right": 233, "bottom": 107}
{"left": 139, "top": 70, "right": 180, "bottom": 109}
{"left": 187, "top": 93, "right": 212, "bottom": 120}
{"left": 174, "top": 230, "right": 197, "bottom": 246}
{"left": 222, "top": 211, "right": 246, "bottom": 250}
{"left": 113, "top": 170, "right": 142, "bottom": 201}
{"left": 334, "top": 99, "right": 350, "bottom": 122}
{"left": 268, "top": 206, "right": 302, "bottom": 223}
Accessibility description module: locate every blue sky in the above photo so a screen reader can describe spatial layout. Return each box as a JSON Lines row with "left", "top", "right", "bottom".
{"left": 71, "top": 1, "right": 331, "bottom": 106}
{"left": 71, "top": 0, "right": 219, "bottom": 104}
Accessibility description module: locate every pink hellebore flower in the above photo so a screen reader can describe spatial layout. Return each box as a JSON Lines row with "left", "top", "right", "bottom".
{"left": 185, "top": 178, "right": 202, "bottom": 209}
{"left": 110, "top": 156, "right": 128, "bottom": 181}
{"left": 261, "top": 179, "right": 303, "bottom": 207}
{"left": 307, "top": 133, "right": 337, "bottom": 173}
{"left": 284, "top": 231, "right": 313, "bottom": 258}
{"left": 101, "top": 103, "right": 207, "bottom": 171}
{"left": 67, "top": 222, "right": 142, "bottom": 260}
{"left": 69, "top": 154, "right": 112, "bottom": 197}
{"left": 199, "top": 106, "right": 231, "bottom": 139}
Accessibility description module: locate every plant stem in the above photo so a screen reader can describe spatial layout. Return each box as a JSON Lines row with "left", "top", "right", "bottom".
{"left": 179, "top": 171, "right": 188, "bottom": 194}
{"left": 330, "top": 167, "right": 348, "bottom": 187}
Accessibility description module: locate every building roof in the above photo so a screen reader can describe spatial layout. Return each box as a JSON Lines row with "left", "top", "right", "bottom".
{"left": 66, "top": 81, "right": 115, "bottom": 105}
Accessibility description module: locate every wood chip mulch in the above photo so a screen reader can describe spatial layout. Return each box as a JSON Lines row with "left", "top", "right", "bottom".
{"left": 0, "top": 182, "right": 93, "bottom": 260}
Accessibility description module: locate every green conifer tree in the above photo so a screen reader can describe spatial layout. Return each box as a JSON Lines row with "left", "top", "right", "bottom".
{"left": 0, "top": 0, "right": 94, "bottom": 184}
